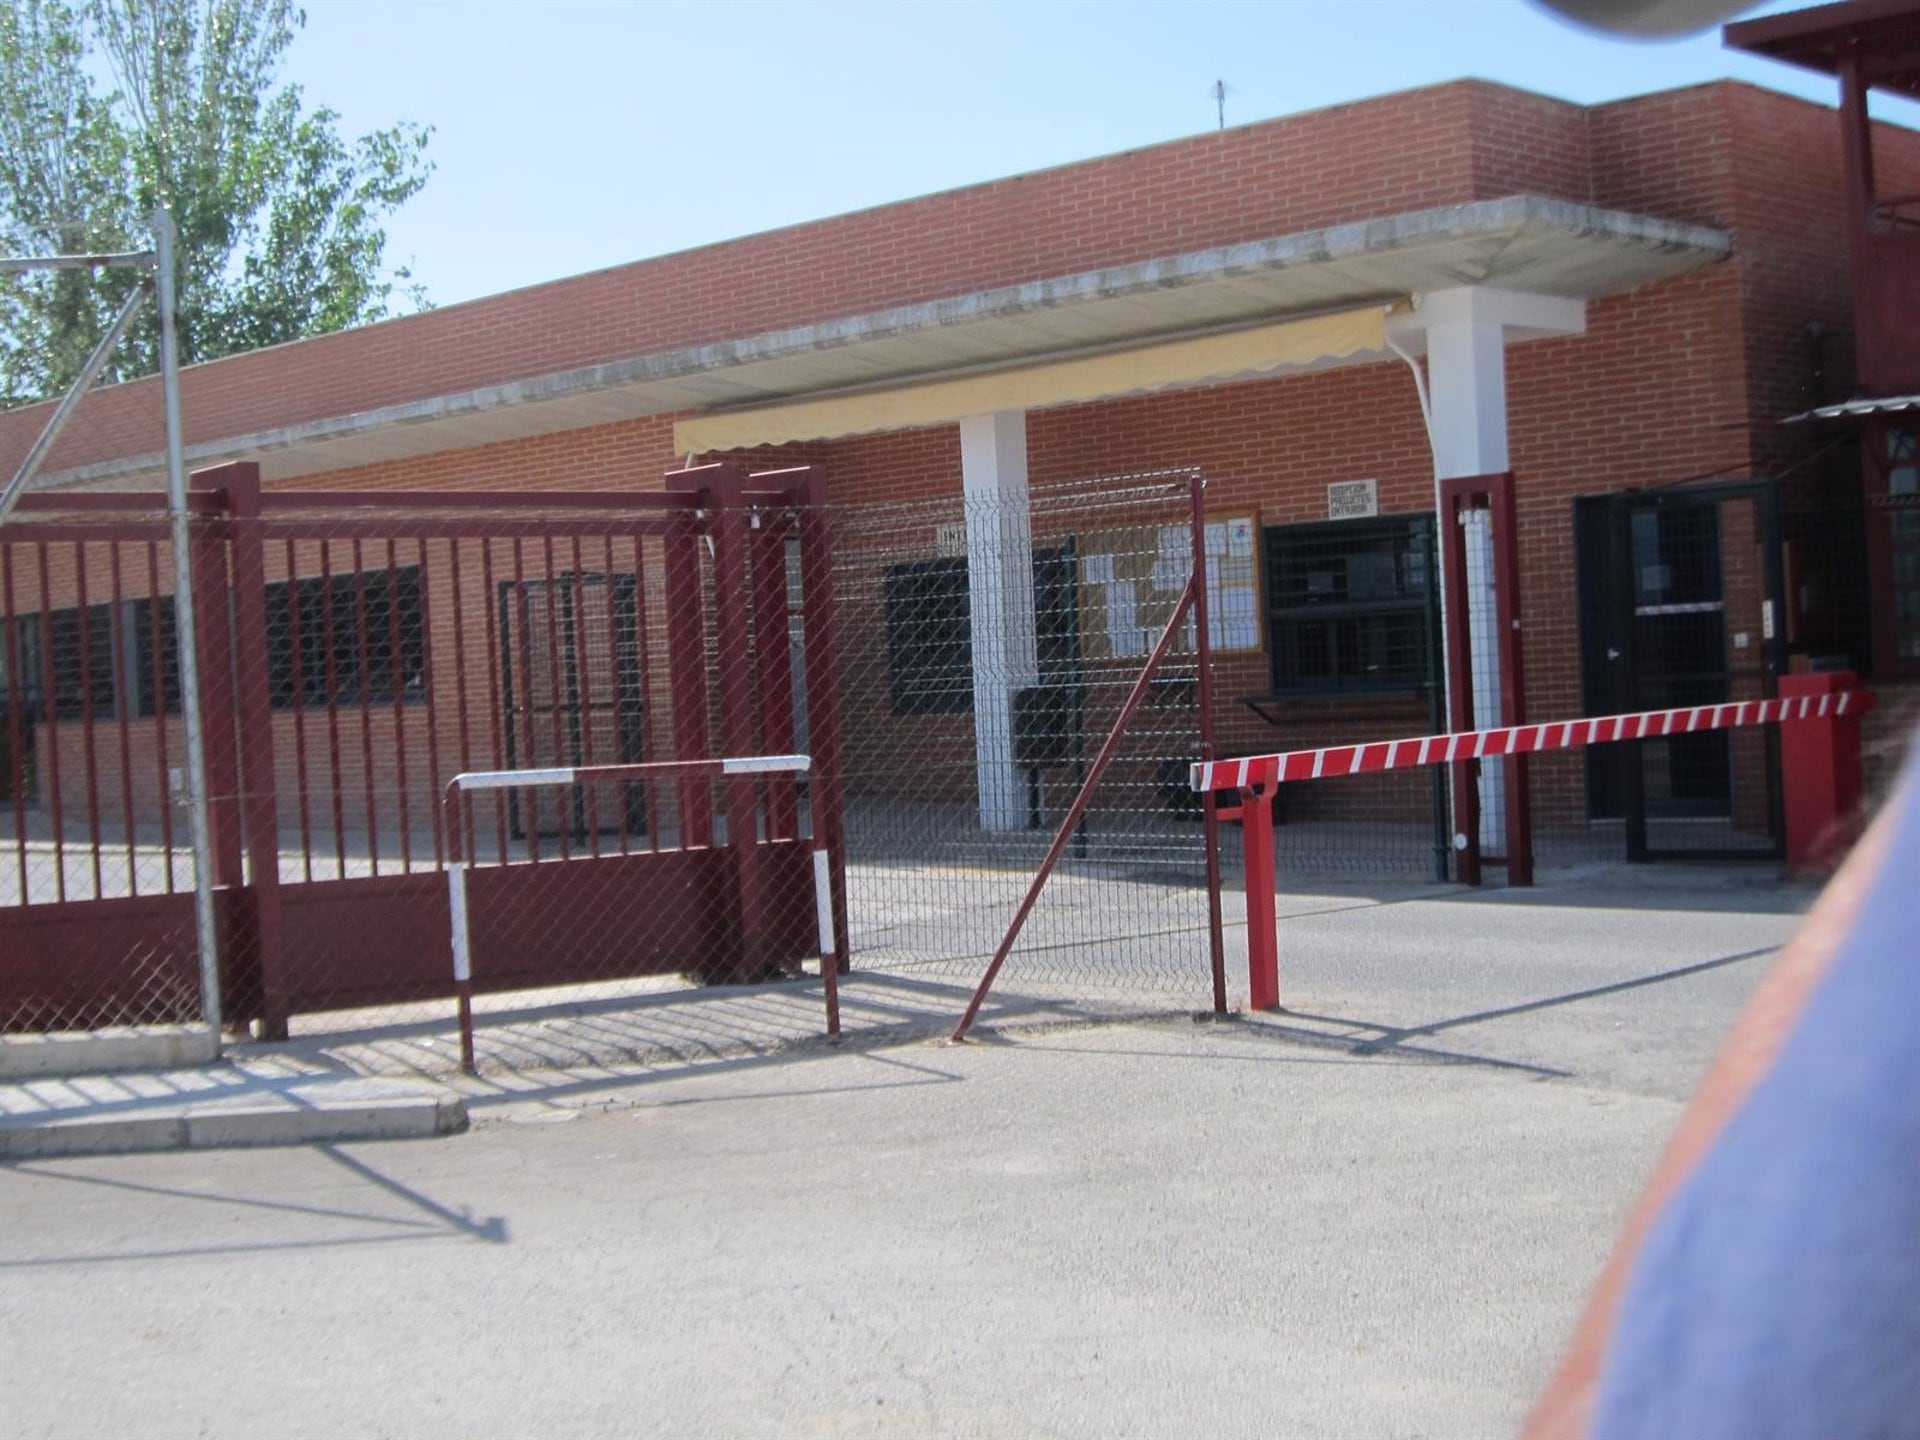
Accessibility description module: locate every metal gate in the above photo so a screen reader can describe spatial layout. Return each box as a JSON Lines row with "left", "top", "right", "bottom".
{"left": 1576, "top": 480, "right": 1786, "bottom": 860}
{"left": 0, "top": 461, "right": 848, "bottom": 1036}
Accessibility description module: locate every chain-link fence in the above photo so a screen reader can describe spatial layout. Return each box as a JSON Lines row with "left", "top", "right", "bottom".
{"left": 828, "top": 471, "right": 1221, "bottom": 1010}
{"left": 0, "top": 504, "right": 205, "bottom": 1031}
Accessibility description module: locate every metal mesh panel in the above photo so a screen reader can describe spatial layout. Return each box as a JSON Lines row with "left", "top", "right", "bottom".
{"left": 0, "top": 507, "right": 204, "bottom": 1031}
{"left": 825, "top": 472, "right": 1218, "bottom": 1002}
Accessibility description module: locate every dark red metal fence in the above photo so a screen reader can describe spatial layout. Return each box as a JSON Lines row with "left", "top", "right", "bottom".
{"left": 0, "top": 461, "right": 847, "bottom": 1036}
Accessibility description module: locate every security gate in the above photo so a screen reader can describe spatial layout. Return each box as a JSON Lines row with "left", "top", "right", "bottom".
{"left": 1576, "top": 480, "right": 1786, "bottom": 860}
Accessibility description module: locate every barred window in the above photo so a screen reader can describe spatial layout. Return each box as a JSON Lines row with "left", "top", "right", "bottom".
{"left": 1262, "top": 515, "right": 1437, "bottom": 695}
{"left": 265, "top": 566, "right": 427, "bottom": 709}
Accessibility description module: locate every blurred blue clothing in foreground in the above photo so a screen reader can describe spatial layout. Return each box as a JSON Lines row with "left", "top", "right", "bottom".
{"left": 1591, "top": 759, "right": 1920, "bottom": 1440}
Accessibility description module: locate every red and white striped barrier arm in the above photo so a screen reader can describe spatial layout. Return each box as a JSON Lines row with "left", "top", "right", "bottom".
{"left": 1191, "top": 692, "right": 1876, "bottom": 794}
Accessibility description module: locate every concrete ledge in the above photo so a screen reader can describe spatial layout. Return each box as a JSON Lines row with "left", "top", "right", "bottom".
{"left": 0, "top": 1027, "right": 219, "bottom": 1081}
{"left": 0, "top": 1074, "right": 468, "bottom": 1160}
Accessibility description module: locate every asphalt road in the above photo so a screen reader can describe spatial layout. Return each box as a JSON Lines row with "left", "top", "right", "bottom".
{"left": 0, "top": 867, "right": 1808, "bottom": 1439}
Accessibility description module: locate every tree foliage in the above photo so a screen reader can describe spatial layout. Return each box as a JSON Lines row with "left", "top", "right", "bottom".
{"left": 0, "top": 0, "right": 432, "bottom": 405}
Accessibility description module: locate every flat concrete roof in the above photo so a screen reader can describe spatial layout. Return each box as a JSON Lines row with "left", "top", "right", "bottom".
{"left": 44, "top": 194, "right": 1730, "bottom": 489}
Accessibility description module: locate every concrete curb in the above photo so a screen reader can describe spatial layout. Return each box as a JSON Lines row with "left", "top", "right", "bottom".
{"left": 0, "top": 1028, "right": 219, "bottom": 1080}
{"left": 0, "top": 1075, "right": 468, "bottom": 1160}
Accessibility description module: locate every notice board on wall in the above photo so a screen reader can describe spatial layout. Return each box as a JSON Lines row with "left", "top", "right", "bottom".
{"left": 1075, "top": 512, "right": 1264, "bottom": 661}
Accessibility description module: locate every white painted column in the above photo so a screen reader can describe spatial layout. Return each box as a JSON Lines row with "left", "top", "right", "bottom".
{"left": 960, "top": 411, "right": 1038, "bottom": 832}
{"left": 1394, "top": 288, "right": 1583, "bottom": 856}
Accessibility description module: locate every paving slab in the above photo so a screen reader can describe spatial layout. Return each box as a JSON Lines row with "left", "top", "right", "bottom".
{"left": 0, "top": 1064, "right": 466, "bottom": 1159}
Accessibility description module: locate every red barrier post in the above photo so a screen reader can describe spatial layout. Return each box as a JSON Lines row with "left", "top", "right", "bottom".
{"left": 1241, "top": 782, "right": 1280, "bottom": 1012}
{"left": 1779, "top": 671, "right": 1872, "bottom": 870}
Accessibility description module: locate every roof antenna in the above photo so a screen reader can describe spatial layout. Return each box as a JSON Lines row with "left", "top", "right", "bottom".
{"left": 1210, "top": 78, "right": 1232, "bottom": 131}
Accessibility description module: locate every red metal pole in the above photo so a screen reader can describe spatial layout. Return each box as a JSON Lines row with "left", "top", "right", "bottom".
{"left": 1, "top": 545, "right": 28, "bottom": 903}
{"left": 1241, "top": 782, "right": 1280, "bottom": 1011}
{"left": 73, "top": 540, "right": 104, "bottom": 897}
{"left": 188, "top": 471, "right": 245, "bottom": 950}
{"left": 752, "top": 516, "right": 799, "bottom": 842}
{"left": 108, "top": 545, "right": 138, "bottom": 895}
{"left": 662, "top": 508, "right": 713, "bottom": 848}
{"left": 144, "top": 541, "right": 177, "bottom": 889}
{"left": 709, "top": 465, "right": 766, "bottom": 981}
{"left": 791, "top": 465, "right": 850, "bottom": 972}
{"left": 352, "top": 539, "right": 380, "bottom": 874}
{"left": 33, "top": 547, "right": 65, "bottom": 902}
{"left": 204, "top": 464, "right": 288, "bottom": 1038}
{"left": 953, "top": 578, "right": 1199, "bottom": 1042}
{"left": 1188, "top": 471, "right": 1228, "bottom": 1015}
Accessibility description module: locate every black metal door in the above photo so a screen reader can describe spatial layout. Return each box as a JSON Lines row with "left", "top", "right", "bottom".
{"left": 1576, "top": 482, "right": 1785, "bottom": 860}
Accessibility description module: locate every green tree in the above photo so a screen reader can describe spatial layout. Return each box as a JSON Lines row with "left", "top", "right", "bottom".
{"left": 0, "top": 0, "right": 432, "bottom": 405}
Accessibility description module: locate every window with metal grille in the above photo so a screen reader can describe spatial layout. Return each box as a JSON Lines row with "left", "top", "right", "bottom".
{"left": 264, "top": 566, "right": 428, "bottom": 709}
{"left": 1262, "top": 514, "right": 1437, "bottom": 695}
{"left": 6, "top": 602, "right": 168, "bottom": 720}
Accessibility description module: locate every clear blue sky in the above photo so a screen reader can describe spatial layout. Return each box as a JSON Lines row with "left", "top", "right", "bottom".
{"left": 291, "top": 0, "right": 1920, "bottom": 310}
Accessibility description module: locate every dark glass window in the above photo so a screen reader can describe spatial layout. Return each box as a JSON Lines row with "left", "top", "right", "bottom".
{"left": 131, "top": 598, "right": 180, "bottom": 718}
{"left": 1263, "top": 515, "right": 1437, "bottom": 695}
{"left": 885, "top": 559, "right": 973, "bottom": 716}
{"left": 45, "top": 605, "right": 119, "bottom": 719}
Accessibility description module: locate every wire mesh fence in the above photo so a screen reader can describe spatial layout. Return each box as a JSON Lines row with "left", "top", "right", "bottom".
{"left": 827, "top": 471, "right": 1220, "bottom": 1003}
{"left": 0, "top": 503, "right": 205, "bottom": 1031}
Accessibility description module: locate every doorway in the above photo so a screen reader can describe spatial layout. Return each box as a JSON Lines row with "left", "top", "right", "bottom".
{"left": 1574, "top": 481, "right": 1785, "bottom": 860}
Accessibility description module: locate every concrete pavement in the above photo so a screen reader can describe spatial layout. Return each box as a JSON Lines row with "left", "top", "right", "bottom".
{"left": 0, "top": 863, "right": 1812, "bottom": 1437}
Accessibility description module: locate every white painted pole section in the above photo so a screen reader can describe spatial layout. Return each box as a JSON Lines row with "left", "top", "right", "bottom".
{"left": 453, "top": 767, "right": 575, "bottom": 792}
{"left": 447, "top": 864, "right": 472, "bottom": 982}
{"left": 960, "top": 411, "right": 1039, "bottom": 833}
{"left": 811, "top": 845, "right": 836, "bottom": 962}
{"left": 722, "top": 754, "right": 812, "bottom": 776}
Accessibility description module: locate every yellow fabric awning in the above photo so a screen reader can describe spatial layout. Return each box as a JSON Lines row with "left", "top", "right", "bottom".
{"left": 673, "top": 304, "right": 1389, "bottom": 453}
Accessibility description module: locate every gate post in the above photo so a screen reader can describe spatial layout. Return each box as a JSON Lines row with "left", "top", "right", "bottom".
{"left": 794, "top": 465, "right": 850, "bottom": 973}
{"left": 1779, "top": 671, "right": 1871, "bottom": 870}
{"left": 188, "top": 469, "right": 247, "bottom": 1021}
{"left": 661, "top": 479, "right": 713, "bottom": 849}
{"left": 1489, "top": 473, "right": 1533, "bottom": 886}
{"left": 1241, "top": 783, "right": 1280, "bottom": 1011}
{"left": 668, "top": 461, "right": 766, "bottom": 981}
{"left": 1439, "top": 473, "right": 1532, "bottom": 885}
{"left": 751, "top": 512, "right": 799, "bottom": 841}
{"left": 201, "top": 463, "right": 290, "bottom": 1038}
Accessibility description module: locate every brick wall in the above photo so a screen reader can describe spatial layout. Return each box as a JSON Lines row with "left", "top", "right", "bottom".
{"left": 7, "top": 74, "right": 1919, "bottom": 853}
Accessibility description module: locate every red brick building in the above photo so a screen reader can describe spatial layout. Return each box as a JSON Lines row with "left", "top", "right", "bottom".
{"left": 3, "top": 71, "right": 1916, "bottom": 866}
